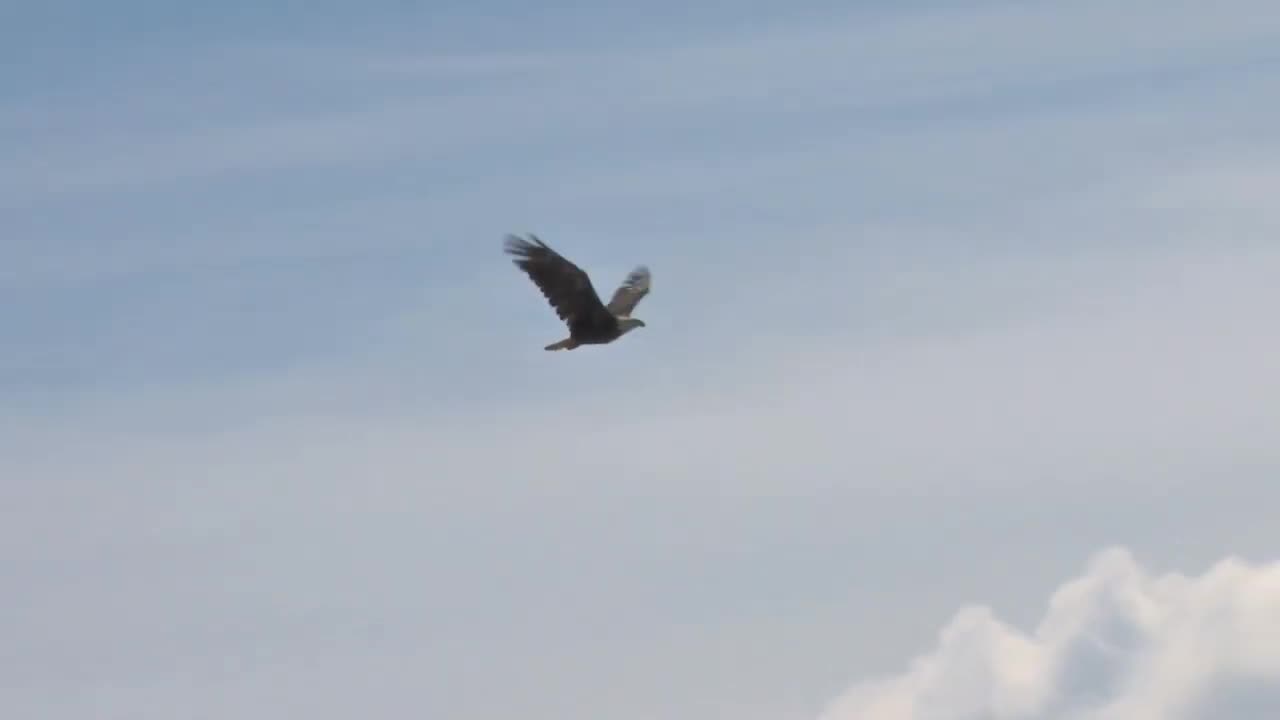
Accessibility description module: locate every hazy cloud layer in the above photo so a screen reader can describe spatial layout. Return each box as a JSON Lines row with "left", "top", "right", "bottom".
{"left": 4, "top": 243, "right": 1277, "bottom": 720}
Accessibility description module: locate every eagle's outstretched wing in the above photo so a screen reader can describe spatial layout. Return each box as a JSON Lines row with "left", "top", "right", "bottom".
{"left": 605, "top": 265, "right": 651, "bottom": 317}
{"left": 504, "top": 234, "right": 616, "bottom": 333}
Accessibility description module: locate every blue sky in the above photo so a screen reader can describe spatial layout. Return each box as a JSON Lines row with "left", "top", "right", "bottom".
{"left": 5, "top": 2, "right": 1280, "bottom": 719}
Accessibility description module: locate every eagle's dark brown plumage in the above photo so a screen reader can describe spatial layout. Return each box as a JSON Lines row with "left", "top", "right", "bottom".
{"left": 504, "top": 233, "right": 651, "bottom": 351}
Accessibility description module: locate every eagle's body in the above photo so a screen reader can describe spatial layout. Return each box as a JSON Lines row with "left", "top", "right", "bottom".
{"left": 504, "top": 234, "right": 651, "bottom": 351}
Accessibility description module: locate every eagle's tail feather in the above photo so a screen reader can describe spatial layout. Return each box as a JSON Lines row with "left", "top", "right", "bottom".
{"left": 545, "top": 338, "right": 578, "bottom": 351}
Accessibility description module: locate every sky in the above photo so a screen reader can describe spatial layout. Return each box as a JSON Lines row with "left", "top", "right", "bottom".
{"left": 3, "top": 1, "right": 1280, "bottom": 718}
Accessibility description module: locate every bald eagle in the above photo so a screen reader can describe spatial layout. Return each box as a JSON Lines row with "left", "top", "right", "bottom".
{"left": 504, "top": 233, "right": 651, "bottom": 351}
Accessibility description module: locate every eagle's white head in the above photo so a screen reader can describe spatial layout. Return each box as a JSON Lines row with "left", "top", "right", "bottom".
{"left": 618, "top": 317, "right": 646, "bottom": 334}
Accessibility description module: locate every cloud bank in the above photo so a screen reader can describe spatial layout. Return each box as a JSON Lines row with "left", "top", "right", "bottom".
{"left": 819, "top": 548, "right": 1280, "bottom": 720}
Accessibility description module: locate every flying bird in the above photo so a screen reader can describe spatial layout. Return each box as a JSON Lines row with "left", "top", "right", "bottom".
{"left": 504, "top": 233, "right": 651, "bottom": 351}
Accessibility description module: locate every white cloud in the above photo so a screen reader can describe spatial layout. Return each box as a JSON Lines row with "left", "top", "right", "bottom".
{"left": 818, "top": 547, "right": 1280, "bottom": 720}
